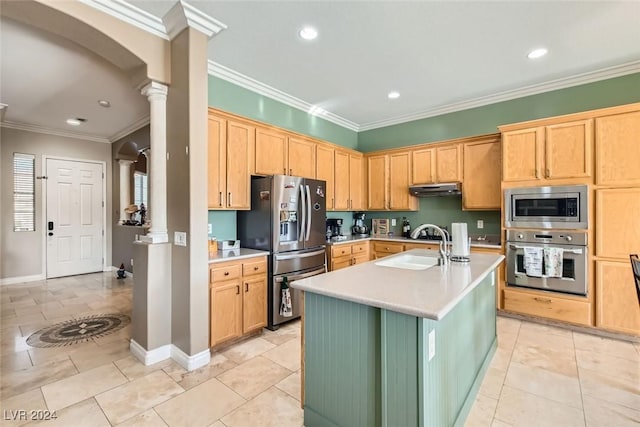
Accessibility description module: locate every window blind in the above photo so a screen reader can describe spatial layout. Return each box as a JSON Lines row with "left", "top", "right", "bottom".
{"left": 13, "top": 153, "right": 35, "bottom": 232}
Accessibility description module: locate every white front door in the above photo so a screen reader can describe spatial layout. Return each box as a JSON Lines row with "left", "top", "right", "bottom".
{"left": 46, "top": 158, "right": 104, "bottom": 278}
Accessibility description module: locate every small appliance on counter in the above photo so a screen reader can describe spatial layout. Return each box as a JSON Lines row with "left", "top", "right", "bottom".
{"left": 326, "top": 218, "right": 344, "bottom": 239}
{"left": 414, "top": 225, "right": 449, "bottom": 240}
{"left": 450, "top": 223, "right": 470, "bottom": 262}
{"left": 352, "top": 212, "right": 369, "bottom": 237}
{"left": 372, "top": 218, "right": 389, "bottom": 236}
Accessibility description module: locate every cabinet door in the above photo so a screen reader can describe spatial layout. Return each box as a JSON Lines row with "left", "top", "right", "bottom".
{"left": 463, "top": 139, "right": 501, "bottom": 210}
{"left": 389, "top": 152, "right": 417, "bottom": 210}
{"left": 412, "top": 148, "right": 435, "bottom": 184}
{"left": 596, "top": 111, "right": 640, "bottom": 186}
{"left": 255, "top": 127, "right": 286, "bottom": 175}
{"left": 334, "top": 150, "right": 350, "bottom": 210}
{"left": 502, "top": 128, "right": 543, "bottom": 182}
{"left": 332, "top": 256, "right": 353, "bottom": 271}
{"left": 210, "top": 281, "right": 242, "bottom": 347}
{"left": 367, "top": 155, "right": 388, "bottom": 210}
{"left": 316, "top": 145, "right": 335, "bottom": 210}
{"left": 596, "top": 260, "right": 640, "bottom": 335}
{"left": 436, "top": 144, "right": 462, "bottom": 182}
{"left": 208, "top": 114, "right": 226, "bottom": 208}
{"left": 226, "top": 120, "right": 254, "bottom": 209}
{"left": 288, "top": 136, "right": 316, "bottom": 178}
{"left": 349, "top": 154, "right": 364, "bottom": 210}
{"left": 596, "top": 188, "right": 640, "bottom": 258}
{"left": 242, "top": 276, "right": 267, "bottom": 333}
{"left": 545, "top": 120, "right": 592, "bottom": 179}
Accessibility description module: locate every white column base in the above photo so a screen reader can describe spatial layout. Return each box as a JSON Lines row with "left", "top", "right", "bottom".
{"left": 139, "top": 232, "right": 169, "bottom": 244}
{"left": 129, "top": 339, "right": 211, "bottom": 371}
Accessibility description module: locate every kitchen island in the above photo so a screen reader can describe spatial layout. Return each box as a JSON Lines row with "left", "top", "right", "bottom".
{"left": 291, "top": 249, "right": 504, "bottom": 427}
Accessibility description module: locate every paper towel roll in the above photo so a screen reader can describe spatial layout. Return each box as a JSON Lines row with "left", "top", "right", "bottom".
{"left": 451, "top": 222, "right": 470, "bottom": 258}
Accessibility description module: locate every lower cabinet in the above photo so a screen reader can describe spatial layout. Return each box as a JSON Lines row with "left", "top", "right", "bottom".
{"left": 372, "top": 241, "right": 404, "bottom": 259}
{"left": 209, "top": 256, "right": 267, "bottom": 347}
{"left": 328, "top": 242, "right": 370, "bottom": 271}
{"left": 596, "top": 260, "right": 640, "bottom": 335}
{"left": 503, "top": 288, "right": 592, "bottom": 326}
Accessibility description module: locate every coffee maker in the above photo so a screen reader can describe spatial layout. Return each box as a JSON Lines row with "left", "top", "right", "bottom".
{"left": 352, "top": 212, "right": 369, "bottom": 237}
{"left": 326, "top": 218, "right": 343, "bottom": 239}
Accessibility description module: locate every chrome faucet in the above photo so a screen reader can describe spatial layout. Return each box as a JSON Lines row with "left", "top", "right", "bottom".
{"left": 410, "top": 224, "right": 450, "bottom": 265}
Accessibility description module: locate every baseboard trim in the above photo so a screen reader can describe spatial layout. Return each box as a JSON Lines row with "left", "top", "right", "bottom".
{"left": 129, "top": 339, "right": 171, "bottom": 365}
{"left": 171, "top": 345, "right": 211, "bottom": 371}
{"left": 0, "top": 274, "right": 46, "bottom": 286}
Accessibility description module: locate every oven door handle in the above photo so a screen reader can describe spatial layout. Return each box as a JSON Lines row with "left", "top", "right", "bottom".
{"left": 508, "top": 244, "right": 583, "bottom": 254}
{"left": 275, "top": 248, "right": 326, "bottom": 261}
{"left": 274, "top": 267, "right": 326, "bottom": 282}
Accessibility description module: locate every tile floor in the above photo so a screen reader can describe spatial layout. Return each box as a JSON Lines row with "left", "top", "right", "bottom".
{"left": 0, "top": 272, "right": 638, "bottom": 426}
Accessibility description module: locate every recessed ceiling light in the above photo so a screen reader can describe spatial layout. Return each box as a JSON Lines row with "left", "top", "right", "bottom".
{"left": 66, "top": 118, "right": 86, "bottom": 126}
{"left": 98, "top": 100, "right": 111, "bottom": 108}
{"left": 299, "top": 26, "right": 318, "bottom": 40}
{"left": 388, "top": 91, "right": 400, "bottom": 99}
{"left": 527, "top": 48, "right": 548, "bottom": 59}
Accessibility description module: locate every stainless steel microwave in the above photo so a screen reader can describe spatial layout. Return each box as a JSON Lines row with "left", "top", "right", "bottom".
{"left": 504, "top": 185, "right": 588, "bottom": 229}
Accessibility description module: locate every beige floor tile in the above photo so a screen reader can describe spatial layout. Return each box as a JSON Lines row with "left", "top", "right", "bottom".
{"left": 69, "top": 337, "right": 131, "bottom": 372}
{"left": 261, "top": 338, "right": 301, "bottom": 371}
{"left": 220, "top": 337, "right": 276, "bottom": 364}
{"left": 14, "top": 302, "right": 63, "bottom": 317}
{"left": 0, "top": 351, "right": 33, "bottom": 373}
{"left": 217, "top": 356, "right": 292, "bottom": 400}
{"left": 221, "top": 387, "right": 303, "bottom": 427}
{"left": 1, "top": 359, "right": 78, "bottom": 399}
{"left": 489, "top": 347, "right": 512, "bottom": 373}
{"left": 478, "top": 366, "right": 506, "bottom": 400}
{"left": 27, "top": 340, "right": 97, "bottom": 367}
{"left": 497, "top": 331, "right": 518, "bottom": 352}
{"left": 494, "top": 386, "right": 585, "bottom": 427}
{"left": 579, "top": 367, "right": 640, "bottom": 411}
{"left": 491, "top": 420, "right": 514, "bottom": 427}
{"left": 1, "top": 333, "right": 30, "bottom": 355}
{"left": 41, "top": 304, "right": 91, "bottom": 321}
{"left": 1, "top": 308, "right": 16, "bottom": 319}
{"left": 41, "top": 363, "right": 128, "bottom": 411}
{"left": 95, "top": 370, "right": 184, "bottom": 425}
{"left": 261, "top": 324, "right": 300, "bottom": 346}
{"left": 518, "top": 320, "right": 573, "bottom": 339}
{"left": 511, "top": 342, "right": 578, "bottom": 378}
{"left": 92, "top": 325, "right": 132, "bottom": 347}
{"left": 1, "top": 313, "right": 46, "bottom": 331}
{"left": 154, "top": 378, "right": 245, "bottom": 426}
{"left": 516, "top": 325, "right": 575, "bottom": 350}
{"left": 115, "top": 409, "right": 168, "bottom": 427}
{"left": 208, "top": 422, "right": 226, "bottom": 427}
{"left": 464, "top": 393, "right": 498, "bottom": 427}
{"left": 24, "top": 398, "right": 110, "bottom": 427}
{"left": 573, "top": 331, "right": 639, "bottom": 361}
{"left": 114, "top": 355, "right": 174, "bottom": 381}
{"left": 163, "top": 353, "right": 237, "bottom": 390}
{"left": 0, "top": 389, "right": 47, "bottom": 427}
{"left": 504, "top": 362, "right": 582, "bottom": 409}
{"left": 575, "top": 349, "right": 640, "bottom": 383}
{"left": 18, "top": 315, "right": 75, "bottom": 338}
{"left": 496, "top": 316, "right": 521, "bottom": 335}
{"left": 583, "top": 395, "right": 640, "bottom": 427}
{"left": 275, "top": 371, "right": 302, "bottom": 402}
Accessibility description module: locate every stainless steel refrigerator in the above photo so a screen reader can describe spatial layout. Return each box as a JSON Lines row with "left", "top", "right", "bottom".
{"left": 237, "top": 175, "right": 327, "bottom": 329}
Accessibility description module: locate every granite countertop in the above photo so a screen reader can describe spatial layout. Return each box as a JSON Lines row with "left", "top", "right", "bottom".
{"left": 208, "top": 248, "right": 270, "bottom": 264}
{"left": 291, "top": 248, "right": 504, "bottom": 320}
{"left": 326, "top": 234, "right": 502, "bottom": 249}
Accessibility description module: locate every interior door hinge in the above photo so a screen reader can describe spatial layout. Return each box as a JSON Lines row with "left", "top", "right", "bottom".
{"left": 102, "top": 172, "right": 104, "bottom": 179}
{"left": 102, "top": 201, "right": 104, "bottom": 207}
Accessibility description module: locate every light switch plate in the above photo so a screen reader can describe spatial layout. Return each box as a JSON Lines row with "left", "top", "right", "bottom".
{"left": 477, "top": 220, "right": 484, "bottom": 229}
{"left": 208, "top": 223, "right": 213, "bottom": 235}
{"left": 174, "top": 231, "right": 187, "bottom": 247}
{"left": 391, "top": 218, "right": 397, "bottom": 226}
{"left": 428, "top": 329, "right": 436, "bottom": 361}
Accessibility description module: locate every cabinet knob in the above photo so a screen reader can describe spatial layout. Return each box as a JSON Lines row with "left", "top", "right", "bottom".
{"left": 545, "top": 168, "right": 550, "bottom": 178}
{"left": 245, "top": 283, "right": 249, "bottom": 292}
{"left": 224, "top": 271, "right": 229, "bottom": 276}
{"left": 219, "top": 192, "right": 222, "bottom": 207}
{"left": 254, "top": 266, "right": 259, "bottom": 270}
{"left": 236, "top": 285, "right": 240, "bottom": 295}
{"left": 534, "top": 297, "right": 551, "bottom": 303}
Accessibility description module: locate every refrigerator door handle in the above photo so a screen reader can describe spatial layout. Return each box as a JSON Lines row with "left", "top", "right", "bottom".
{"left": 305, "top": 185, "right": 312, "bottom": 241}
{"left": 274, "top": 248, "right": 326, "bottom": 261}
{"left": 299, "top": 184, "right": 306, "bottom": 242}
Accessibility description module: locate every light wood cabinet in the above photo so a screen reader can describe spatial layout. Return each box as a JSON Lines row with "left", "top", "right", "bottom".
{"left": 436, "top": 144, "right": 462, "bottom": 182}
{"left": 596, "top": 188, "right": 640, "bottom": 259}
{"left": 334, "top": 150, "right": 364, "bottom": 211}
{"left": 349, "top": 154, "right": 364, "bottom": 210}
{"left": 389, "top": 151, "right": 418, "bottom": 211}
{"left": 255, "top": 127, "right": 287, "bottom": 176}
{"left": 372, "top": 241, "right": 404, "bottom": 259}
{"left": 595, "top": 260, "right": 640, "bottom": 335}
{"left": 208, "top": 112, "right": 253, "bottom": 210}
{"left": 209, "top": 256, "right": 267, "bottom": 347}
{"left": 411, "top": 148, "right": 435, "bottom": 184}
{"left": 502, "top": 120, "right": 592, "bottom": 183}
{"left": 316, "top": 145, "right": 335, "bottom": 210}
{"left": 328, "top": 242, "right": 370, "bottom": 271}
{"left": 463, "top": 137, "right": 501, "bottom": 210}
{"left": 503, "top": 288, "right": 591, "bottom": 326}
{"left": 595, "top": 110, "right": 640, "bottom": 186}
{"left": 367, "top": 154, "right": 388, "bottom": 210}
{"left": 287, "top": 136, "right": 316, "bottom": 178}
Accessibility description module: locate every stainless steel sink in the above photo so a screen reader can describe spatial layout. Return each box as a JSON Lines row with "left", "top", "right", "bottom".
{"left": 375, "top": 254, "right": 440, "bottom": 270}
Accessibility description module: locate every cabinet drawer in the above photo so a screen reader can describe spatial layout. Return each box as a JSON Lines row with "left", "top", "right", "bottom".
{"left": 331, "top": 245, "right": 352, "bottom": 258}
{"left": 352, "top": 243, "right": 369, "bottom": 254}
{"left": 353, "top": 252, "right": 369, "bottom": 265}
{"left": 210, "top": 263, "right": 242, "bottom": 283}
{"left": 332, "top": 257, "right": 353, "bottom": 271}
{"left": 372, "top": 242, "right": 404, "bottom": 254}
{"left": 242, "top": 258, "right": 267, "bottom": 277}
{"left": 503, "top": 289, "right": 591, "bottom": 326}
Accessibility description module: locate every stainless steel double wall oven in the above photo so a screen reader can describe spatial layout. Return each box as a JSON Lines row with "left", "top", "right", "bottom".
{"left": 504, "top": 185, "right": 588, "bottom": 295}
{"left": 238, "top": 175, "right": 327, "bottom": 330}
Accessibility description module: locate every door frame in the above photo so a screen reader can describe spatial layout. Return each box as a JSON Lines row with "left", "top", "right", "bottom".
{"left": 41, "top": 155, "right": 108, "bottom": 278}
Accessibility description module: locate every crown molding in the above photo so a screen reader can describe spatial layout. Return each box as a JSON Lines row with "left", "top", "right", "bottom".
{"left": 358, "top": 60, "right": 640, "bottom": 132}
{"left": 0, "top": 121, "right": 111, "bottom": 143}
{"left": 109, "top": 115, "right": 150, "bottom": 143}
{"left": 208, "top": 61, "right": 360, "bottom": 131}
{"left": 164, "top": 1, "right": 227, "bottom": 39}
{"left": 78, "top": 0, "right": 169, "bottom": 40}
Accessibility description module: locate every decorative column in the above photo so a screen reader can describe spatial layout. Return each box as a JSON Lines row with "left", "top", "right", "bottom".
{"left": 118, "top": 160, "right": 134, "bottom": 224}
{"left": 140, "top": 81, "right": 168, "bottom": 243}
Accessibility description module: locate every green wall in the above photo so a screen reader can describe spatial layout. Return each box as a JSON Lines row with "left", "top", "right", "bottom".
{"left": 208, "top": 76, "right": 358, "bottom": 149}
{"left": 358, "top": 72, "right": 640, "bottom": 152}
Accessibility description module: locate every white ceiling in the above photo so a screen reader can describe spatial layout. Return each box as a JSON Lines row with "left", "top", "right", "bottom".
{"left": 1, "top": 1, "right": 640, "bottom": 141}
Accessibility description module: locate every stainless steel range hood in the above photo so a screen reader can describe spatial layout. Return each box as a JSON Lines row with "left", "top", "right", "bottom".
{"left": 409, "top": 182, "right": 462, "bottom": 197}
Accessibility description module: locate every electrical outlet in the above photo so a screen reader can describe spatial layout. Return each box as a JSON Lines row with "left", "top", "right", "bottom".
{"left": 391, "top": 218, "right": 397, "bottom": 226}
{"left": 477, "top": 220, "right": 484, "bottom": 229}
{"left": 174, "top": 231, "right": 187, "bottom": 247}
{"left": 130, "top": 258, "right": 133, "bottom": 266}
{"left": 208, "top": 223, "right": 213, "bottom": 235}
{"left": 428, "top": 329, "right": 436, "bottom": 361}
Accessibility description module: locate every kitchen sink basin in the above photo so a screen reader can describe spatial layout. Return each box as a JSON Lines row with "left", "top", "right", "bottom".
{"left": 375, "top": 254, "right": 440, "bottom": 270}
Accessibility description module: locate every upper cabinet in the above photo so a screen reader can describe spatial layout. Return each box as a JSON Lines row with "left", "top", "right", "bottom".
{"left": 208, "top": 111, "right": 253, "bottom": 210}
{"left": 316, "top": 145, "right": 335, "bottom": 210}
{"left": 463, "top": 136, "right": 501, "bottom": 210}
{"left": 411, "top": 147, "right": 435, "bottom": 184}
{"left": 502, "top": 120, "right": 592, "bottom": 183}
{"left": 367, "top": 154, "right": 388, "bottom": 210}
{"left": 287, "top": 136, "right": 316, "bottom": 178}
{"left": 366, "top": 151, "right": 418, "bottom": 211}
{"left": 335, "top": 150, "right": 364, "bottom": 211}
{"left": 255, "top": 127, "right": 287, "bottom": 176}
{"left": 595, "top": 110, "right": 640, "bottom": 186}
{"left": 349, "top": 153, "right": 364, "bottom": 210}
{"left": 411, "top": 143, "right": 461, "bottom": 184}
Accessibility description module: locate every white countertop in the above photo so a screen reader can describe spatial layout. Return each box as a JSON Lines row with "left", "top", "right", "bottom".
{"left": 290, "top": 248, "right": 504, "bottom": 320}
{"left": 208, "top": 248, "right": 270, "bottom": 264}
{"left": 326, "top": 235, "right": 502, "bottom": 249}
